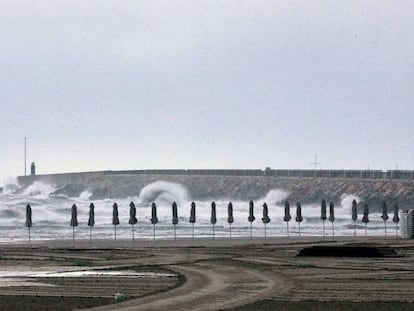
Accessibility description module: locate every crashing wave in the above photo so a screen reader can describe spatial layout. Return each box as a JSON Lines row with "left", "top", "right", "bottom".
{"left": 137, "top": 181, "right": 189, "bottom": 206}
{"left": 259, "top": 189, "right": 289, "bottom": 205}
{"left": 22, "top": 181, "right": 56, "bottom": 199}
{"left": 2, "top": 176, "right": 21, "bottom": 194}
{"left": 79, "top": 190, "right": 93, "bottom": 200}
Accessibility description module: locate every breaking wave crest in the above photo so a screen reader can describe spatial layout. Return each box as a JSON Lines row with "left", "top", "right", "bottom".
{"left": 260, "top": 189, "right": 289, "bottom": 205}
{"left": 138, "top": 181, "right": 189, "bottom": 206}
{"left": 2, "top": 176, "right": 21, "bottom": 194}
{"left": 22, "top": 181, "right": 56, "bottom": 199}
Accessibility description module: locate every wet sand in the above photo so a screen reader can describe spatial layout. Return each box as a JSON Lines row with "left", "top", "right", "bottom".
{"left": 0, "top": 237, "right": 413, "bottom": 310}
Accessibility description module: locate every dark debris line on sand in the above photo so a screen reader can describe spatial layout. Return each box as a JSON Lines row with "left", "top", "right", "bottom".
{"left": 0, "top": 296, "right": 113, "bottom": 311}
{"left": 297, "top": 245, "right": 399, "bottom": 257}
{"left": 226, "top": 300, "right": 414, "bottom": 311}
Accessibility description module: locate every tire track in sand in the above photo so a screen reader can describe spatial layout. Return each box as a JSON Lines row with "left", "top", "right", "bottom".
{"left": 83, "top": 260, "right": 289, "bottom": 311}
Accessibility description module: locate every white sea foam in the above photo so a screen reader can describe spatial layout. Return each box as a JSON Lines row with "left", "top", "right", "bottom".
{"left": 138, "top": 181, "right": 189, "bottom": 206}
{"left": 22, "top": 181, "right": 56, "bottom": 199}
{"left": 2, "top": 176, "right": 21, "bottom": 194}
{"left": 79, "top": 190, "right": 93, "bottom": 200}
{"left": 0, "top": 180, "right": 394, "bottom": 241}
{"left": 339, "top": 193, "right": 361, "bottom": 214}
{"left": 260, "top": 189, "right": 289, "bottom": 205}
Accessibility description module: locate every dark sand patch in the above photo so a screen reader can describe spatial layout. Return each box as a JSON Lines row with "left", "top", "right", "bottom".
{"left": 0, "top": 295, "right": 113, "bottom": 311}
{"left": 298, "top": 244, "right": 399, "bottom": 257}
{"left": 228, "top": 300, "right": 414, "bottom": 311}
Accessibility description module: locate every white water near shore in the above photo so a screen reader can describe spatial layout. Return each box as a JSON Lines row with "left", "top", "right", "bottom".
{"left": 0, "top": 179, "right": 399, "bottom": 242}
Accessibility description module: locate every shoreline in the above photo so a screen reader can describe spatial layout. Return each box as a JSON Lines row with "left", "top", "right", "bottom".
{"left": 0, "top": 235, "right": 402, "bottom": 249}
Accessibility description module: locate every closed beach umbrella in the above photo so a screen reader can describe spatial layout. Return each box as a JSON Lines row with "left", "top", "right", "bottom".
{"left": 129, "top": 201, "right": 137, "bottom": 224}
{"left": 248, "top": 200, "right": 255, "bottom": 239}
{"left": 129, "top": 201, "right": 137, "bottom": 240}
{"left": 151, "top": 202, "right": 158, "bottom": 239}
{"left": 351, "top": 200, "right": 358, "bottom": 236}
{"left": 262, "top": 203, "right": 270, "bottom": 224}
{"left": 88, "top": 203, "right": 95, "bottom": 242}
{"left": 262, "top": 203, "right": 271, "bottom": 238}
{"left": 351, "top": 200, "right": 358, "bottom": 221}
{"left": 381, "top": 201, "right": 389, "bottom": 237}
{"left": 172, "top": 201, "right": 178, "bottom": 224}
{"left": 112, "top": 203, "right": 119, "bottom": 240}
{"left": 189, "top": 202, "right": 196, "bottom": 223}
{"left": 321, "top": 199, "right": 327, "bottom": 237}
{"left": 393, "top": 204, "right": 399, "bottom": 236}
{"left": 362, "top": 203, "right": 369, "bottom": 236}
{"left": 227, "top": 202, "right": 234, "bottom": 238}
{"left": 284, "top": 200, "right": 291, "bottom": 237}
{"left": 70, "top": 204, "right": 78, "bottom": 226}
{"left": 70, "top": 204, "right": 78, "bottom": 242}
{"left": 151, "top": 202, "right": 159, "bottom": 225}
{"left": 88, "top": 203, "right": 95, "bottom": 226}
{"left": 25, "top": 204, "right": 32, "bottom": 242}
{"left": 211, "top": 201, "right": 217, "bottom": 239}
{"left": 172, "top": 201, "right": 178, "bottom": 240}
{"left": 329, "top": 202, "right": 335, "bottom": 237}
{"left": 248, "top": 200, "right": 255, "bottom": 222}
{"left": 189, "top": 201, "right": 196, "bottom": 239}
{"left": 296, "top": 202, "right": 303, "bottom": 237}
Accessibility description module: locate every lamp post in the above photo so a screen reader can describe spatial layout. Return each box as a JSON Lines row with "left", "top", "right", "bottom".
{"left": 24, "top": 137, "right": 27, "bottom": 176}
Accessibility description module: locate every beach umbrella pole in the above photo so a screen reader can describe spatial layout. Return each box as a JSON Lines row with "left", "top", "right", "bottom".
{"left": 174, "top": 224, "right": 176, "bottom": 240}
{"left": 153, "top": 224, "right": 156, "bottom": 240}
{"left": 250, "top": 223, "right": 252, "bottom": 240}
{"left": 229, "top": 223, "right": 232, "bottom": 239}
{"left": 353, "top": 221, "right": 356, "bottom": 237}
{"left": 132, "top": 224, "right": 135, "bottom": 241}
{"left": 332, "top": 222, "right": 334, "bottom": 237}
{"left": 298, "top": 223, "right": 301, "bottom": 237}
{"left": 287, "top": 222, "right": 289, "bottom": 238}
{"left": 264, "top": 223, "right": 267, "bottom": 238}
{"left": 114, "top": 225, "right": 117, "bottom": 241}
{"left": 365, "top": 223, "right": 367, "bottom": 236}
{"left": 28, "top": 227, "right": 31, "bottom": 242}
{"left": 192, "top": 223, "right": 194, "bottom": 239}
{"left": 90, "top": 227, "right": 92, "bottom": 243}
{"left": 323, "top": 220, "right": 325, "bottom": 238}
{"left": 396, "top": 225, "right": 398, "bottom": 237}
{"left": 213, "top": 224, "right": 215, "bottom": 240}
{"left": 72, "top": 227, "right": 75, "bottom": 242}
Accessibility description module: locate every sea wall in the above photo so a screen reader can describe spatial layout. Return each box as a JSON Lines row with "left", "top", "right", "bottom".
{"left": 17, "top": 168, "right": 414, "bottom": 186}
{"left": 16, "top": 170, "right": 414, "bottom": 211}
{"left": 18, "top": 171, "right": 107, "bottom": 187}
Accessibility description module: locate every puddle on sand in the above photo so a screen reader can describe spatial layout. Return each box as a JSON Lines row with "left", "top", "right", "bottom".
{"left": 0, "top": 278, "right": 56, "bottom": 287}
{"left": 28, "top": 270, "right": 175, "bottom": 278}
{"left": 0, "top": 270, "right": 176, "bottom": 287}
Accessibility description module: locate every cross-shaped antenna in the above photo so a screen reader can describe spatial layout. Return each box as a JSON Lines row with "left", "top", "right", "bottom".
{"left": 311, "top": 154, "right": 321, "bottom": 176}
{"left": 24, "top": 137, "right": 27, "bottom": 176}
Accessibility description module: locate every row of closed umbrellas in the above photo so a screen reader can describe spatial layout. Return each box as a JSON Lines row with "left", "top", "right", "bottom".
{"left": 24, "top": 199, "right": 400, "bottom": 242}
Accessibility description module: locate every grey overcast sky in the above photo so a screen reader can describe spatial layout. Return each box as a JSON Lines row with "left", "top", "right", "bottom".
{"left": 1, "top": 1, "right": 413, "bottom": 182}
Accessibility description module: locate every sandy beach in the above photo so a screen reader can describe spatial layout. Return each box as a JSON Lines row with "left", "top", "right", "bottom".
{"left": 0, "top": 237, "right": 413, "bottom": 311}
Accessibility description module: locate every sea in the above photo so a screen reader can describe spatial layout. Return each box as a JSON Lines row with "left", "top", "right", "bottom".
{"left": 0, "top": 178, "right": 399, "bottom": 242}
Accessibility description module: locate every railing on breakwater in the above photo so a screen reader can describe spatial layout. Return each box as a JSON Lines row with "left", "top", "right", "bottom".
{"left": 102, "top": 169, "right": 414, "bottom": 180}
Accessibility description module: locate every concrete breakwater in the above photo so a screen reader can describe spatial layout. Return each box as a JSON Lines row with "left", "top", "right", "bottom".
{"left": 16, "top": 170, "right": 414, "bottom": 211}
